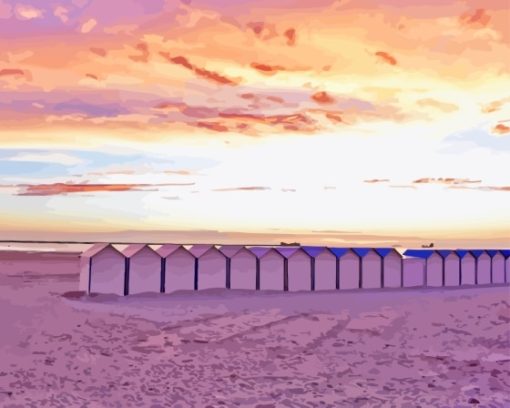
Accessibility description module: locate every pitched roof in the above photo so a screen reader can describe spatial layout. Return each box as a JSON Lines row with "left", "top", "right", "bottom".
{"left": 455, "top": 249, "right": 472, "bottom": 258}
{"left": 501, "top": 250, "right": 510, "bottom": 258}
{"left": 328, "top": 247, "right": 351, "bottom": 257}
{"left": 218, "top": 245, "right": 246, "bottom": 257}
{"left": 374, "top": 248, "right": 396, "bottom": 258}
{"left": 403, "top": 249, "right": 436, "bottom": 259}
{"left": 437, "top": 249, "right": 457, "bottom": 258}
{"left": 486, "top": 250, "right": 500, "bottom": 257}
{"left": 248, "top": 247, "right": 281, "bottom": 258}
{"left": 156, "top": 244, "right": 185, "bottom": 258}
{"left": 121, "top": 243, "right": 158, "bottom": 258}
{"left": 188, "top": 244, "right": 216, "bottom": 258}
{"left": 470, "top": 250, "right": 487, "bottom": 258}
{"left": 301, "top": 246, "right": 330, "bottom": 258}
{"left": 81, "top": 243, "right": 120, "bottom": 258}
{"left": 352, "top": 248, "right": 373, "bottom": 258}
{"left": 275, "top": 247, "right": 308, "bottom": 258}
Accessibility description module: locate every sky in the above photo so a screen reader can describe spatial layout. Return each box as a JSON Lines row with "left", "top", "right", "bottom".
{"left": 0, "top": 0, "right": 509, "bottom": 248}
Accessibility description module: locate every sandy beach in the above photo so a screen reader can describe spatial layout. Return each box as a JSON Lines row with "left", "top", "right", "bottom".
{"left": 0, "top": 254, "right": 509, "bottom": 407}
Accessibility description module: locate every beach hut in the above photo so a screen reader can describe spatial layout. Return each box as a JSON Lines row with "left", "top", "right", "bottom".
{"left": 487, "top": 250, "right": 505, "bottom": 284}
{"left": 375, "top": 248, "right": 402, "bottom": 288}
{"left": 471, "top": 250, "right": 491, "bottom": 284}
{"left": 189, "top": 245, "right": 227, "bottom": 290}
{"left": 404, "top": 250, "right": 442, "bottom": 287}
{"left": 276, "top": 247, "right": 312, "bottom": 292}
{"left": 121, "top": 244, "right": 161, "bottom": 295}
{"left": 329, "top": 248, "right": 360, "bottom": 290}
{"left": 352, "top": 248, "right": 382, "bottom": 289}
{"left": 249, "top": 247, "right": 285, "bottom": 291}
{"left": 302, "top": 247, "right": 337, "bottom": 291}
{"left": 402, "top": 256, "right": 425, "bottom": 287}
{"left": 502, "top": 250, "right": 510, "bottom": 283}
{"left": 156, "top": 244, "right": 195, "bottom": 293}
{"left": 80, "top": 243, "right": 126, "bottom": 296}
{"left": 219, "top": 245, "right": 257, "bottom": 290}
{"left": 456, "top": 250, "right": 476, "bottom": 286}
{"left": 438, "top": 250, "right": 461, "bottom": 287}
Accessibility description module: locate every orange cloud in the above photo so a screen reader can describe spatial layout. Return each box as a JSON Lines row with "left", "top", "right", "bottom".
{"left": 413, "top": 178, "right": 481, "bottom": 185}
{"left": 284, "top": 28, "right": 296, "bottom": 46}
{"left": 16, "top": 182, "right": 194, "bottom": 196}
{"left": 311, "top": 91, "right": 335, "bottom": 105}
{"left": 129, "top": 42, "right": 149, "bottom": 63}
{"left": 0, "top": 68, "right": 25, "bottom": 77}
{"left": 460, "top": 9, "right": 491, "bottom": 28}
{"left": 250, "top": 62, "right": 286, "bottom": 75}
{"left": 90, "top": 47, "right": 107, "bottom": 57}
{"left": 375, "top": 51, "right": 397, "bottom": 66}
{"left": 196, "top": 121, "right": 229, "bottom": 132}
{"left": 364, "top": 179, "right": 390, "bottom": 183}
{"left": 492, "top": 123, "right": 510, "bottom": 135}
{"left": 160, "top": 52, "right": 239, "bottom": 85}
{"left": 213, "top": 186, "right": 271, "bottom": 192}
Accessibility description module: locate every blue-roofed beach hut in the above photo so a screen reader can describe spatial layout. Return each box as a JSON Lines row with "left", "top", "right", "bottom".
{"left": 471, "top": 250, "right": 491, "bottom": 284}
{"left": 302, "top": 247, "right": 337, "bottom": 291}
{"left": 487, "top": 250, "right": 505, "bottom": 284}
{"left": 456, "top": 250, "right": 476, "bottom": 286}
{"left": 375, "top": 248, "right": 403, "bottom": 288}
{"left": 502, "top": 250, "right": 510, "bottom": 283}
{"left": 403, "top": 249, "right": 441, "bottom": 287}
{"left": 352, "top": 248, "right": 382, "bottom": 289}
{"left": 437, "top": 250, "right": 461, "bottom": 287}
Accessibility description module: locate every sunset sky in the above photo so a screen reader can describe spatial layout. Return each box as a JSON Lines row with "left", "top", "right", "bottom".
{"left": 0, "top": 0, "right": 509, "bottom": 247}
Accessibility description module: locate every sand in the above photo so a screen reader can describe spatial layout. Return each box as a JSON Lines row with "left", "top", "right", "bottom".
{"left": 0, "top": 257, "right": 509, "bottom": 407}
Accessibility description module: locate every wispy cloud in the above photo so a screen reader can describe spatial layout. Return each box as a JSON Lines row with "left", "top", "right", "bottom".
{"left": 213, "top": 186, "right": 271, "bottom": 192}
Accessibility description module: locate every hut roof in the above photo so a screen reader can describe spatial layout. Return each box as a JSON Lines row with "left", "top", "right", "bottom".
{"left": 81, "top": 243, "right": 122, "bottom": 258}
{"left": 403, "top": 249, "right": 436, "bottom": 259}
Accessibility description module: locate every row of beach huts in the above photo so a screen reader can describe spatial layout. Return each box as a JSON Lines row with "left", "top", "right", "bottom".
{"left": 79, "top": 244, "right": 510, "bottom": 296}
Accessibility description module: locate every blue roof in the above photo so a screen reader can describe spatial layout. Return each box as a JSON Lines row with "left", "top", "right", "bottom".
{"left": 403, "top": 249, "right": 436, "bottom": 259}
{"left": 501, "top": 250, "right": 510, "bottom": 258}
{"left": 374, "top": 248, "right": 395, "bottom": 258}
{"left": 456, "top": 249, "right": 471, "bottom": 258}
{"left": 301, "top": 246, "right": 329, "bottom": 257}
{"left": 328, "top": 247, "right": 350, "bottom": 257}
{"left": 437, "top": 249, "right": 454, "bottom": 258}
{"left": 486, "top": 250, "right": 499, "bottom": 257}
{"left": 352, "top": 248, "right": 372, "bottom": 257}
{"left": 470, "top": 250, "right": 487, "bottom": 258}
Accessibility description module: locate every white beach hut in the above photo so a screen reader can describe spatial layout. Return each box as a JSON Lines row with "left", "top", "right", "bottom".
{"left": 438, "top": 250, "right": 461, "bottom": 287}
{"left": 472, "top": 250, "right": 491, "bottom": 284}
{"left": 376, "top": 248, "right": 402, "bottom": 288}
{"left": 121, "top": 244, "right": 161, "bottom": 295}
{"left": 80, "top": 243, "right": 126, "bottom": 296}
{"left": 156, "top": 244, "right": 195, "bottom": 293}
{"left": 403, "top": 250, "right": 442, "bottom": 287}
{"left": 276, "top": 247, "right": 312, "bottom": 292}
{"left": 249, "top": 247, "right": 285, "bottom": 291}
{"left": 456, "top": 250, "right": 476, "bottom": 285}
{"left": 329, "top": 248, "right": 360, "bottom": 290}
{"left": 488, "top": 250, "right": 505, "bottom": 284}
{"left": 353, "top": 248, "right": 382, "bottom": 289}
{"left": 402, "top": 256, "right": 425, "bottom": 287}
{"left": 189, "top": 245, "right": 227, "bottom": 290}
{"left": 503, "top": 250, "right": 510, "bottom": 283}
{"left": 219, "top": 245, "right": 257, "bottom": 290}
{"left": 302, "top": 247, "right": 337, "bottom": 291}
